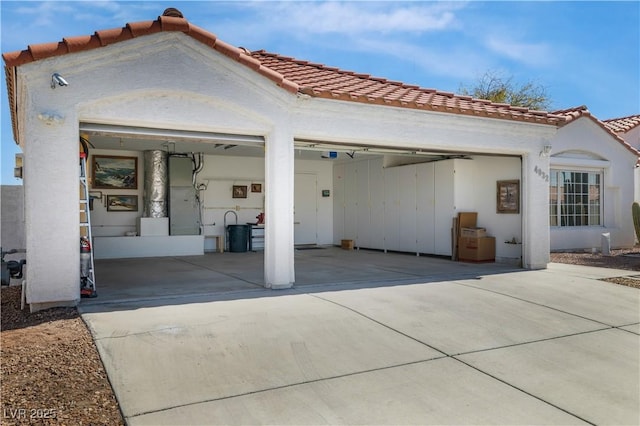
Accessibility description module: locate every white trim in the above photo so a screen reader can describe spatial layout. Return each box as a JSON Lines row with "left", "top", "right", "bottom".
{"left": 550, "top": 157, "right": 610, "bottom": 169}
{"left": 549, "top": 168, "right": 604, "bottom": 228}
{"left": 79, "top": 122, "right": 265, "bottom": 145}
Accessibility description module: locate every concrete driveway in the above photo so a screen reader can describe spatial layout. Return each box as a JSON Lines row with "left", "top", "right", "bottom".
{"left": 80, "top": 262, "right": 640, "bottom": 425}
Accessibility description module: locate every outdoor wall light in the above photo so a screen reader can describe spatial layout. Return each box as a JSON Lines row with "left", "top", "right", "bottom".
{"left": 51, "top": 73, "right": 69, "bottom": 89}
{"left": 540, "top": 144, "right": 552, "bottom": 157}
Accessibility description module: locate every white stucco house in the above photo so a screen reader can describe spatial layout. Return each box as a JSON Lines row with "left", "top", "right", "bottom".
{"left": 548, "top": 107, "right": 639, "bottom": 251}
{"left": 604, "top": 114, "right": 640, "bottom": 151}
{"left": 603, "top": 114, "right": 640, "bottom": 204}
{"left": 4, "top": 8, "right": 585, "bottom": 311}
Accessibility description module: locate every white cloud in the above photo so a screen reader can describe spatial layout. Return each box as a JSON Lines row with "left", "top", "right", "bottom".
{"left": 484, "top": 36, "right": 553, "bottom": 67}
{"left": 2, "top": 1, "right": 164, "bottom": 49}
{"left": 351, "top": 36, "right": 492, "bottom": 82}
{"left": 245, "top": 1, "right": 466, "bottom": 35}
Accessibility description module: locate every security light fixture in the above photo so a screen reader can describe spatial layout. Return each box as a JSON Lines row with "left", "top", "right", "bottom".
{"left": 51, "top": 73, "right": 69, "bottom": 89}
{"left": 540, "top": 144, "right": 552, "bottom": 157}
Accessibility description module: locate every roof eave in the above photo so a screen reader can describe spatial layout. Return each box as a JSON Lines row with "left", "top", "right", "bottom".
{"left": 4, "top": 65, "right": 19, "bottom": 145}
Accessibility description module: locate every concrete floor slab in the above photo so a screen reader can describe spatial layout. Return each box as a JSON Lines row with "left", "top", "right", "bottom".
{"left": 88, "top": 248, "right": 518, "bottom": 304}
{"left": 94, "top": 256, "right": 262, "bottom": 303}
{"left": 80, "top": 251, "right": 640, "bottom": 425}
{"left": 83, "top": 293, "right": 441, "bottom": 418}
{"left": 459, "top": 268, "right": 640, "bottom": 326}
{"left": 129, "top": 358, "right": 586, "bottom": 426}
{"left": 547, "top": 262, "right": 637, "bottom": 279}
{"left": 458, "top": 329, "right": 640, "bottom": 425}
{"left": 621, "top": 324, "right": 640, "bottom": 334}
{"left": 314, "top": 281, "right": 606, "bottom": 355}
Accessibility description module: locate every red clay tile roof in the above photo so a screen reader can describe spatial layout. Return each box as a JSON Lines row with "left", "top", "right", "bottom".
{"left": 553, "top": 106, "right": 640, "bottom": 160}
{"left": 551, "top": 105, "right": 590, "bottom": 122}
{"left": 2, "top": 12, "right": 298, "bottom": 91}
{"left": 603, "top": 114, "right": 640, "bottom": 134}
{"left": 3, "top": 8, "right": 566, "bottom": 143}
{"left": 251, "top": 50, "right": 563, "bottom": 124}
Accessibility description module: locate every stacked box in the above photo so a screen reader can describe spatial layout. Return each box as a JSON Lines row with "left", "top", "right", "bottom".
{"left": 341, "top": 239, "right": 354, "bottom": 250}
{"left": 460, "top": 227, "right": 487, "bottom": 238}
{"left": 458, "top": 236, "right": 495, "bottom": 262}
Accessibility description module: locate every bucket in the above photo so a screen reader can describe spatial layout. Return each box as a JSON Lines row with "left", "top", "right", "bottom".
{"left": 228, "top": 225, "right": 250, "bottom": 252}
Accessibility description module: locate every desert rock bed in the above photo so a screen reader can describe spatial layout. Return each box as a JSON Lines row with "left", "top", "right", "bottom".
{"left": 1, "top": 286, "right": 124, "bottom": 425}
{"left": 1, "top": 249, "right": 638, "bottom": 424}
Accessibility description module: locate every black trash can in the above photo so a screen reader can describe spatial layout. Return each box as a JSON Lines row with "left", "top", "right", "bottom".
{"left": 227, "top": 224, "right": 250, "bottom": 252}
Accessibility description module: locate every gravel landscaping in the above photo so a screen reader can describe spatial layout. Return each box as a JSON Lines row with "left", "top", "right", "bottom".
{"left": 1, "top": 248, "right": 637, "bottom": 424}
{"left": 1, "top": 286, "right": 124, "bottom": 425}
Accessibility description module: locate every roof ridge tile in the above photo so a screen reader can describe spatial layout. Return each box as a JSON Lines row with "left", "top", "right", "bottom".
{"left": 158, "top": 15, "right": 189, "bottom": 32}
{"left": 127, "top": 20, "right": 162, "bottom": 37}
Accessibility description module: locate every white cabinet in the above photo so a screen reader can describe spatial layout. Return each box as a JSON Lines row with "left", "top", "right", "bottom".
{"left": 434, "top": 161, "right": 455, "bottom": 256}
{"left": 369, "top": 158, "right": 385, "bottom": 249}
{"left": 333, "top": 164, "right": 345, "bottom": 245}
{"left": 356, "top": 161, "right": 371, "bottom": 248}
{"left": 333, "top": 158, "right": 458, "bottom": 256}
{"left": 383, "top": 166, "right": 400, "bottom": 251}
{"left": 416, "top": 163, "right": 435, "bottom": 254}
{"left": 398, "top": 165, "right": 417, "bottom": 253}
{"left": 344, "top": 163, "right": 358, "bottom": 241}
{"left": 250, "top": 226, "right": 264, "bottom": 251}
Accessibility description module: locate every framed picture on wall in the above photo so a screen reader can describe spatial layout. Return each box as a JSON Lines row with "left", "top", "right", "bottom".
{"left": 232, "top": 185, "right": 248, "bottom": 198}
{"left": 497, "top": 180, "right": 520, "bottom": 214}
{"left": 107, "top": 195, "right": 138, "bottom": 212}
{"left": 92, "top": 155, "right": 138, "bottom": 189}
{"left": 251, "top": 183, "right": 262, "bottom": 193}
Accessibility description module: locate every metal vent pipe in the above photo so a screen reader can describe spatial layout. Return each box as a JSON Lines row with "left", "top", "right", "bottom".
{"left": 143, "top": 150, "right": 168, "bottom": 218}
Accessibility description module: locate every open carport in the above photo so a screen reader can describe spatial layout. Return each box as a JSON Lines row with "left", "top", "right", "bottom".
{"left": 85, "top": 247, "right": 517, "bottom": 305}
{"left": 4, "top": 8, "right": 560, "bottom": 311}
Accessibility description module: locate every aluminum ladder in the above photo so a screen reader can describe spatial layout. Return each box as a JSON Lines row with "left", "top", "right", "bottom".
{"left": 79, "top": 153, "right": 96, "bottom": 296}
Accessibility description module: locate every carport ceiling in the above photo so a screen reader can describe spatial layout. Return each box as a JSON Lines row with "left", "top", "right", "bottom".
{"left": 80, "top": 123, "right": 266, "bottom": 157}
{"left": 80, "top": 123, "right": 477, "bottom": 162}
{"left": 294, "top": 140, "right": 474, "bottom": 164}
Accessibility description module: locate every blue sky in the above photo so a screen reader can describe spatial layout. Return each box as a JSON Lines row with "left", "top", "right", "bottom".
{"left": 1, "top": 1, "right": 639, "bottom": 184}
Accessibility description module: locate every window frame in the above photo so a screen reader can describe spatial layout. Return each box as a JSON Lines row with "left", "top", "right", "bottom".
{"left": 549, "top": 168, "right": 604, "bottom": 228}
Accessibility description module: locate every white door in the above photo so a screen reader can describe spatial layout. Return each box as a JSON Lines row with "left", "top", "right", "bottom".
{"left": 294, "top": 173, "right": 318, "bottom": 245}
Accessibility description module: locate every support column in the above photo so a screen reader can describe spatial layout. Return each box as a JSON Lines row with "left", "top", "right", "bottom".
{"left": 24, "top": 114, "right": 80, "bottom": 310}
{"left": 264, "top": 128, "right": 295, "bottom": 288}
{"left": 521, "top": 150, "right": 551, "bottom": 269}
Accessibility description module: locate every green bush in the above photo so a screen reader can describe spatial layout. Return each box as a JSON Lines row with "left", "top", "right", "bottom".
{"left": 633, "top": 202, "right": 640, "bottom": 243}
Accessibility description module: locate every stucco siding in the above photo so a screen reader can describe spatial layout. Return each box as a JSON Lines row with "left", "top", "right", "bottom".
{"left": 550, "top": 117, "right": 637, "bottom": 250}
{"left": 12, "top": 30, "right": 560, "bottom": 308}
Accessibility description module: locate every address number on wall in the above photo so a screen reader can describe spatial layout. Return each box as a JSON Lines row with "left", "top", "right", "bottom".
{"left": 534, "top": 165, "right": 549, "bottom": 182}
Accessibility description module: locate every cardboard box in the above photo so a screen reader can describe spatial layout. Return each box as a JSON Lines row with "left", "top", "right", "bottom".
{"left": 341, "top": 239, "right": 354, "bottom": 250}
{"left": 460, "top": 227, "right": 486, "bottom": 238}
{"left": 458, "top": 236, "right": 495, "bottom": 262}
